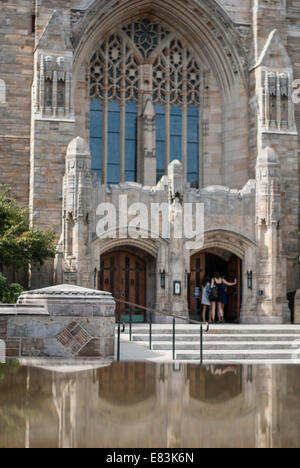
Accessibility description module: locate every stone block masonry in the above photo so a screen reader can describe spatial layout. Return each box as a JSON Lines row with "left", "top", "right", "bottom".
{"left": 0, "top": 285, "right": 116, "bottom": 359}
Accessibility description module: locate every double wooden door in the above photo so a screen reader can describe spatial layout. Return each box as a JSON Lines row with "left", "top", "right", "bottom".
{"left": 98, "top": 251, "right": 146, "bottom": 321}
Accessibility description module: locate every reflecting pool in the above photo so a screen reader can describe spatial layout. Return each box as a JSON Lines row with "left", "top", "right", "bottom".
{"left": 0, "top": 361, "right": 299, "bottom": 448}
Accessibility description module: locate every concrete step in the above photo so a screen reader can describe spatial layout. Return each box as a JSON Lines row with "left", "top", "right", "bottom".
{"left": 152, "top": 341, "right": 300, "bottom": 351}
{"left": 126, "top": 327, "right": 300, "bottom": 335}
{"left": 176, "top": 350, "right": 300, "bottom": 361}
{"left": 132, "top": 334, "right": 300, "bottom": 343}
{"left": 118, "top": 325, "right": 300, "bottom": 362}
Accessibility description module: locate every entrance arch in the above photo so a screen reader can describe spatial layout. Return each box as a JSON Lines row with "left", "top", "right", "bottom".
{"left": 189, "top": 248, "right": 242, "bottom": 323}
{"left": 98, "top": 246, "right": 156, "bottom": 322}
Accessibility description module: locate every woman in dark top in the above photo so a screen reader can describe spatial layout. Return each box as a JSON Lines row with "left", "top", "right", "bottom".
{"left": 210, "top": 272, "right": 237, "bottom": 323}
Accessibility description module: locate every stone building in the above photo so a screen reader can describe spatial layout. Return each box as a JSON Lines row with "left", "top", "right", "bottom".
{"left": 1, "top": 0, "right": 300, "bottom": 323}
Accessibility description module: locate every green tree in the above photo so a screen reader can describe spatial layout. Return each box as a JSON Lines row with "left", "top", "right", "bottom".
{"left": 0, "top": 188, "right": 56, "bottom": 279}
{"left": 0, "top": 273, "right": 23, "bottom": 304}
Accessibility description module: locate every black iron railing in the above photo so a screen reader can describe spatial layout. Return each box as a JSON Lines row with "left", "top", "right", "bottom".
{"left": 114, "top": 299, "right": 209, "bottom": 363}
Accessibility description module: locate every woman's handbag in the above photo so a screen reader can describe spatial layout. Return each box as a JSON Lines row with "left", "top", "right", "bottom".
{"left": 209, "top": 284, "right": 219, "bottom": 301}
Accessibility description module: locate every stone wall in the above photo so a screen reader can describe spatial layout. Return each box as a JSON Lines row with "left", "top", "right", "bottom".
{"left": 0, "top": 285, "right": 116, "bottom": 359}
{"left": 0, "top": 0, "right": 34, "bottom": 203}
{"left": 1, "top": 315, "right": 114, "bottom": 358}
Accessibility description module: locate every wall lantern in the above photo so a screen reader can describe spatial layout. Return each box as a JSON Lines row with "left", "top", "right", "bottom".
{"left": 247, "top": 270, "right": 253, "bottom": 290}
{"left": 94, "top": 268, "right": 98, "bottom": 289}
{"left": 160, "top": 270, "right": 166, "bottom": 289}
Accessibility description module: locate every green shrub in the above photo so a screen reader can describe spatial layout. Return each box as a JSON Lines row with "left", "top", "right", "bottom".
{"left": 0, "top": 273, "right": 24, "bottom": 304}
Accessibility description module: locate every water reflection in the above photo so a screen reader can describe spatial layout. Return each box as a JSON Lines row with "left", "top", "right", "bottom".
{"left": 0, "top": 361, "right": 299, "bottom": 448}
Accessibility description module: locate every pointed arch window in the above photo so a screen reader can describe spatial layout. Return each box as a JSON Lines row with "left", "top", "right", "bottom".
{"left": 89, "top": 19, "right": 203, "bottom": 188}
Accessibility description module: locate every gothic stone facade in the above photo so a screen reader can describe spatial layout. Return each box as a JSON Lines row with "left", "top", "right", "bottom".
{"left": 1, "top": 0, "right": 300, "bottom": 323}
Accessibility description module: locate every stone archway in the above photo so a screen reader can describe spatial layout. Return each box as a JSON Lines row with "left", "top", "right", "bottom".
{"left": 94, "top": 237, "right": 162, "bottom": 322}
{"left": 189, "top": 230, "right": 258, "bottom": 323}
{"left": 189, "top": 249, "right": 242, "bottom": 323}
{"left": 72, "top": 0, "right": 248, "bottom": 92}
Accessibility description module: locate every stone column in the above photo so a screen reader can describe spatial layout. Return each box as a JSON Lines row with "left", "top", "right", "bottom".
{"left": 141, "top": 98, "right": 157, "bottom": 187}
{"left": 30, "top": 9, "right": 75, "bottom": 288}
{"left": 167, "top": 160, "right": 188, "bottom": 320}
{"left": 255, "top": 147, "right": 289, "bottom": 323}
{"left": 251, "top": 26, "right": 299, "bottom": 302}
{"left": 60, "top": 137, "right": 93, "bottom": 288}
{"left": 140, "top": 64, "right": 157, "bottom": 187}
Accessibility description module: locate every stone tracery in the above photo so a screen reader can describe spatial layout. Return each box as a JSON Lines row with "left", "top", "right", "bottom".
{"left": 89, "top": 20, "right": 203, "bottom": 106}
{"left": 89, "top": 19, "right": 204, "bottom": 186}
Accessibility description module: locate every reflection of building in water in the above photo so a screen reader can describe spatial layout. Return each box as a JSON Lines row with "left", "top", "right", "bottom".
{"left": 1, "top": 363, "right": 300, "bottom": 448}
{"left": 48, "top": 364, "right": 300, "bottom": 448}
{"left": 52, "top": 375, "right": 77, "bottom": 449}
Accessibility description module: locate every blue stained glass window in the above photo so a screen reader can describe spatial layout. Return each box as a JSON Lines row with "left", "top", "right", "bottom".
{"left": 125, "top": 102, "right": 138, "bottom": 182}
{"left": 107, "top": 101, "right": 120, "bottom": 184}
{"left": 187, "top": 105, "right": 199, "bottom": 188}
{"left": 155, "top": 103, "right": 165, "bottom": 182}
{"left": 170, "top": 105, "right": 182, "bottom": 163}
{"left": 90, "top": 99, "right": 103, "bottom": 180}
{"left": 90, "top": 99, "right": 200, "bottom": 188}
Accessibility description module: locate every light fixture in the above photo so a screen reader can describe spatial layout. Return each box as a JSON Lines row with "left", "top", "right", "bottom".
{"left": 247, "top": 270, "right": 253, "bottom": 290}
{"left": 94, "top": 268, "right": 97, "bottom": 289}
{"left": 160, "top": 270, "right": 166, "bottom": 289}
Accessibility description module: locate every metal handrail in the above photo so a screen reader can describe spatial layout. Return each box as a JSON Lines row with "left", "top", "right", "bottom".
{"left": 117, "top": 321, "right": 125, "bottom": 361}
{"left": 114, "top": 298, "right": 209, "bottom": 327}
{"left": 114, "top": 298, "right": 209, "bottom": 363}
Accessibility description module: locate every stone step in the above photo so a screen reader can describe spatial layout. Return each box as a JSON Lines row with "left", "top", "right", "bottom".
{"left": 152, "top": 341, "right": 300, "bottom": 351}
{"left": 176, "top": 350, "right": 300, "bottom": 361}
{"left": 125, "top": 327, "right": 300, "bottom": 335}
{"left": 118, "top": 325, "right": 300, "bottom": 362}
{"left": 132, "top": 334, "right": 300, "bottom": 343}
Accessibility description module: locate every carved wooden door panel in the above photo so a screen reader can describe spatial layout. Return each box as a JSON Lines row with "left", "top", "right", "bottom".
{"left": 189, "top": 253, "right": 206, "bottom": 315}
{"left": 99, "top": 251, "right": 146, "bottom": 321}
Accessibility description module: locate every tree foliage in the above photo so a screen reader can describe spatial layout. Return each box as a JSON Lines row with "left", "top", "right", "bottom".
{"left": 0, "top": 189, "right": 56, "bottom": 272}
{"left": 0, "top": 273, "right": 23, "bottom": 304}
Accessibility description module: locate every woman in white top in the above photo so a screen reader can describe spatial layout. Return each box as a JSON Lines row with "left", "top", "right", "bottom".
{"left": 201, "top": 276, "right": 211, "bottom": 323}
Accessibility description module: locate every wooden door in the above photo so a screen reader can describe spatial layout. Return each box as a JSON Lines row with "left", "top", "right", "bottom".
{"left": 99, "top": 251, "right": 146, "bottom": 321}
{"left": 226, "top": 255, "right": 241, "bottom": 323}
{"left": 189, "top": 253, "right": 206, "bottom": 315}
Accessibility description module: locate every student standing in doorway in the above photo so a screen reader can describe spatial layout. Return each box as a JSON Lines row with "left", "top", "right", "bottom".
{"left": 210, "top": 273, "right": 237, "bottom": 323}
{"left": 201, "top": 276, "right": 211, "bottom": 323}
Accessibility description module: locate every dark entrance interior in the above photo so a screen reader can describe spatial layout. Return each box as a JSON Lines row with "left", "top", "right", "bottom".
{"left": 189, "top": 250, "right": 242, "bottom": 323}
{"left": 98, "top": 249, "right": 147, "bottom": 322}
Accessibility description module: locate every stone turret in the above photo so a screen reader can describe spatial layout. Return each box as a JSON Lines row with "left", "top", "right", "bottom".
{"left": 255, "top": 147, "right": 289, "bottom": 323}
{"left": 64, "top": 136, "right": 92, "bottom": 220}
{"left": 59, "top": 137, "right": 93, "bottom": 287}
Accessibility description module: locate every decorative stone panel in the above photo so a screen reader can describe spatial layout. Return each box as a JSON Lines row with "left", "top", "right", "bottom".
{"left": 34, "top": 53, "right": 73, "bottom": 120}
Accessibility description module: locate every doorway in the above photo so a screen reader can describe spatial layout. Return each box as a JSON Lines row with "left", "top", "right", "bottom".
{"left": 98, "top": 250, "right": 147, "bottom": 322}
{"left": 189, "top": 250, "right": 242, "bottom": 323}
